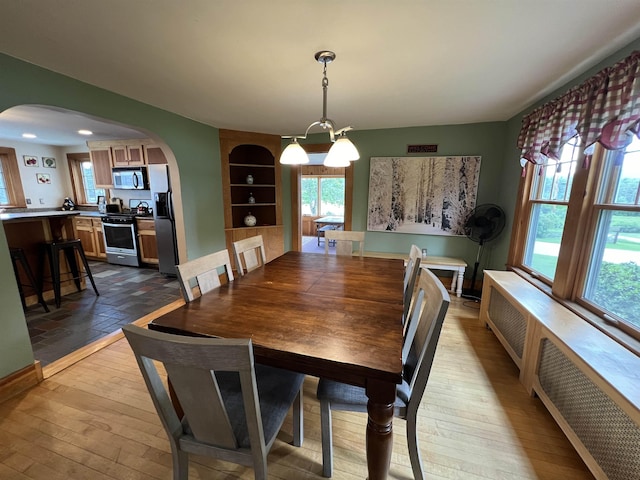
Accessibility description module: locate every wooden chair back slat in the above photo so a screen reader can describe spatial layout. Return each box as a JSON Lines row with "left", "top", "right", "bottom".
{"left": 176, "top": 249, "right": 234, "bottom": 301}
{"left": 233, "top": 235, "right": 267, "bottom": 276}
{"left": 324, "top": 230, "right": 365, "bottom": 256}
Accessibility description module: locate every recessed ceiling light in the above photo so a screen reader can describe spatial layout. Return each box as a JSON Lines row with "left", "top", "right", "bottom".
{"left": 22, "top": 133, "right": 37, "bottom": 139}
{"left": 78, "top": 129, "right": 93, "bottom": 135}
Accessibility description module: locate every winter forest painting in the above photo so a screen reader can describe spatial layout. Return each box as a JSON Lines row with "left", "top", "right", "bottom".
{"left": 367, "top": 156, "right": 481, "bottom": 236}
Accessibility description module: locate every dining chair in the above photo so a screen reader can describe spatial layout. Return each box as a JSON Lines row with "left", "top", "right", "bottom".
{"left": 176, "top": 249, "right": 234, "bottom": 302}
{"left": 403, "top": 244, "right": 422, "bottom": 324}
{"left": 122, "top": 324, "right": 305, "bottom": 480}
{"left": 316, "top": 268, "right": 450, "bottom": 479}
{"left": 233, "top": 235, "right": 267, "bottom": 276}
{"left": 324, "top": 230, "right": 365, "bottom": 256}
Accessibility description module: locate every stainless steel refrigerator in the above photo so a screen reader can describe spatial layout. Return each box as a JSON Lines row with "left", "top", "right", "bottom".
{"left": 149, "top": 164, "right": 178, "bottom": 276}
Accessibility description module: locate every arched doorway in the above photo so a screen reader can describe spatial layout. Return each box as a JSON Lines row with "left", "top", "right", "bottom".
{"left": 0, "top": 105, "right": 186, "bottom": 372}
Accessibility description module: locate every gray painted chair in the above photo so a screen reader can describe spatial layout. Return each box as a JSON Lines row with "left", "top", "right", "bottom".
{"left": 123, "top": 324, "right": 304, "bottom": 480}
{"left": 324, "top": 230, "right": 365, "bottom": 256}
{"left": 403, "top": 244, "right": 422, "bottom": 324}
{"left": 233, "top": 235, "right": 267, "bottom": 276}
{"left": 316, "top": 268, "right": 450, "bottom": 479}
{"left": 176, "top": 249, "right": 234, "bottom": 302}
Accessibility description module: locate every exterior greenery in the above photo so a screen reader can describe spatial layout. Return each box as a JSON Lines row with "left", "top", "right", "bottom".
{"left": 302, "top": 176, "right": 345, "bottom": 216}
{"left": 591, "top": 261, "right": 640, "bottom": 327}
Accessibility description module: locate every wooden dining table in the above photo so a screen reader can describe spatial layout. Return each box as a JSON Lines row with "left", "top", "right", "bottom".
{"left": 149, "top": 250, "right": 404, "bottom": 479}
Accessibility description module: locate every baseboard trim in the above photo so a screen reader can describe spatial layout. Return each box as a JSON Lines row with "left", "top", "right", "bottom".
{"left": 42, "top": 298, "right": 186, "bottom": 379}
{"left": 0, "top": 361, "right": 43, "bottom": 404}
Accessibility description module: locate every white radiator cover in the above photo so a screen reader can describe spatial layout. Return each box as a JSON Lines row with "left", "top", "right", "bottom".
{"left": 537, "top": 339, "right": 640, "bottom": 480}
{"left": 480, "top": 272, "right": 640, "bottom": 480}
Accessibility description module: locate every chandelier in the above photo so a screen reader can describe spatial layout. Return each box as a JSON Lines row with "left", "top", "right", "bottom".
{"left": 280, "top": 50, "right": 360, "bottom": 167}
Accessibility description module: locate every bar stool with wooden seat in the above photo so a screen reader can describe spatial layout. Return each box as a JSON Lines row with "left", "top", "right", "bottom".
{"left": 38, "top": 239, "right": 99, "bottom": 308}
{"left": 9, "top": 247, "right": 50, "bottom": 312}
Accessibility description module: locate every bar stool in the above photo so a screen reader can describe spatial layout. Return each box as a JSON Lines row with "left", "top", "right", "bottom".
{"left": 38, "top": 239, "right": 100, "bottom": 308}
{"left": 9, "top": 247, "right": 50, "bottom": 312}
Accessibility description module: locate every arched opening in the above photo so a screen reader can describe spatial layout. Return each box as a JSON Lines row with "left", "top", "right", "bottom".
{"left": 0, "top": 105, "right": 186, "bottom": 372}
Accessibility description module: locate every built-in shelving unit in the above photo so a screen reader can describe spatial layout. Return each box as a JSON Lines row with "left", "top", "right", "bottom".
{"left": 219, "top": 129, "right": 284, "bottom": 263}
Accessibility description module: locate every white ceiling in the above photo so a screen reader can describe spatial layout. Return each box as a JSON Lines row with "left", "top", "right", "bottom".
{"left": 1, "top": 1, "right": 640, "bottom": 145}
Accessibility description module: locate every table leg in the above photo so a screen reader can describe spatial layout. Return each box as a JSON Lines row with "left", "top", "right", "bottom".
{"left": 365, "top": 379, "right": 396, "bottom": 480}
{"left": 457, "top": 268, "right": 464, "bottom": 297}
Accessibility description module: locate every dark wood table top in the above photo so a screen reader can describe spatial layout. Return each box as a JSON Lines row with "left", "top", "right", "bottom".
{"left": 149, "top": 251, "right": 404, "bottom": 387}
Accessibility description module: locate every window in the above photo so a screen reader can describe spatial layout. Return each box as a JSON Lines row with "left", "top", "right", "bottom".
{"left": 67, "top": 153, "right": 105, "bottom": 204}
{"left": 302, "top": 175, "right": 345, "bottom": 216}
{"left": 582, "top": 136, "right": 640, "bottom": 330}
{"left": 0, "top": 148, "right": 26, "bottom": 207}
{"left": 512, "top": 135, "right": 640, "bottom": 343}
{"left": 522, "top": 137, "right": 581, "bottom": 280}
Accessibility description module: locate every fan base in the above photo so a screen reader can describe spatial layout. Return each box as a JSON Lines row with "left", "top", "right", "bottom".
{"left": 461, "top": 288, "right": 482, "bottom": 302}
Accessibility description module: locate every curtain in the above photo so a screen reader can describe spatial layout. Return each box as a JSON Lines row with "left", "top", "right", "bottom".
{"left": 518, "top": 50, "right": 640, "bottom": 164}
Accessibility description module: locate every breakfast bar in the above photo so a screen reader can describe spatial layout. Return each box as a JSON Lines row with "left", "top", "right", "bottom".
{"left": 2, "top": 210, "right": 84, "bottom": 308}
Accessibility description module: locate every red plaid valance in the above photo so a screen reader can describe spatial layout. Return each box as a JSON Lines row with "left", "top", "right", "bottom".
{"left": 518, "top": 50, "right": 640, "bottom": 164}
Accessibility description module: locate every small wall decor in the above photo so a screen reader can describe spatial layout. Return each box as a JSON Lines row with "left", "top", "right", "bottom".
{"left": 42, "top": 157, "right": 56, "bottom": 168}
{"left": 36, "top": 173, "right": 51, "bottom": 184}
{"left": 23, "top": 155, "right": 38, "bottom": 166}
{"left": 367, "top": 156, "right": 481, "bottom": 236}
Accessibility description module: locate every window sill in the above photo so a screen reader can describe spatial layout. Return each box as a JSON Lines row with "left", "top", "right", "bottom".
{"left": 508, "top": 266, "right": 640, "bottom": 357}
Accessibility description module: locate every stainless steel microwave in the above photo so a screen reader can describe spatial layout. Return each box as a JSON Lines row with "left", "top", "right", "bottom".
{"left": 112, "top": 167, "right": 148, "bottom": 190}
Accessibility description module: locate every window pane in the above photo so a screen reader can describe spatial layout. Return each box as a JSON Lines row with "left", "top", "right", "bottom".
{"left": 82, "top": 161, "right": 105, "bottom": 203}
{"left": 301, "top": 177, "right": 318, "bottom": 215}
{"left": 583, "top": 211, "right": 640, "bottom": 328}
{"left": 320, "top": 178, "right": 345, "bottom": 216}
{"left": 532, "top": 137, "right": 580, "bottom": 202}
{"left": 0, "top": 162, "right": 8, "bottom": 205}
{"left": 601, "top": 135, "right": 640, "bottom": 205}
{"left": 523, "top": 203, "right": 568, "bottom": 279}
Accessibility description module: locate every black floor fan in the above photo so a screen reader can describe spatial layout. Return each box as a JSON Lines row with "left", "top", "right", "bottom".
{"left": 462, "top": 204, "right": 506, "bottom": 300}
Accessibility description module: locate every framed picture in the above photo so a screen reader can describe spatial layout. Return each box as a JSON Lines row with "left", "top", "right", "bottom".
{"left": 367, "top": 155, "right": 481, "bottom": 236}
{"left": 42, "top": 157, "right": 56, "bottom": 168}
{"left": 23, "top": 155, "right": 38, "bottom": 167}
{"left": 97, "top": 195, "right": 106, "bottom": 205}
{"left": 36, "top": 173, "right": 51, "bottom": 184}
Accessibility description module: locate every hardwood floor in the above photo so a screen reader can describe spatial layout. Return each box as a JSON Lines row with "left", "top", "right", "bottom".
{"left": 0, "top": 297, "right": 595, "bottom": 479}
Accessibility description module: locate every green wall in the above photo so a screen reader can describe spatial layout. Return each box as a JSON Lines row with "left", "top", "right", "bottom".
{"left": 292, "top": 122, "right": 509, "bottom": 271}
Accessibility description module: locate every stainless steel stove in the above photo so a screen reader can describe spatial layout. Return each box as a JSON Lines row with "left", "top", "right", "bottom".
{"left": 101, "top": 213, "right": 140, "bottom": 266}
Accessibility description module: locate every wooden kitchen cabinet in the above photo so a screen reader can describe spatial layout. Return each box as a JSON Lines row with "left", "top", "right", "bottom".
{"left": 89, "top": 147, "right": 114, "bottom": 188}
{"left": 112, "top": 142, "right": 145, "bottom": 166}
{"left": 73, "top": 216, "right": 106, "bottom": 260}
{"left": 219, "top": 129, "right": 284, "bottom": 265}
{"left": 144, "top": 144, "right": 168, "bottom": 164}
{"left": 136, "top": 218, "right": 158, "bottom": 264}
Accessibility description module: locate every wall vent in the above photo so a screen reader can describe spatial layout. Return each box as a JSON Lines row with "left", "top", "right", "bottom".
{"left": 488, "top": 287, "right": 526, "bottom": 359}
{"left": 538, "top": 339, "right": 640, "bottom": 480}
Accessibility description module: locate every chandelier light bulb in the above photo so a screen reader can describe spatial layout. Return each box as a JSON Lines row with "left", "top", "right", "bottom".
{"left": 324, "top": 136, "right": 359, "bottom": 167}
{"left": 280, "top": 139, "right": 310, "bottom": 165}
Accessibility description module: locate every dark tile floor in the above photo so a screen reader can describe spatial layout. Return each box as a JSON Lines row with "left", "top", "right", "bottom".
{"left": 24, "top": 261, "right": 182, "bottom": 366}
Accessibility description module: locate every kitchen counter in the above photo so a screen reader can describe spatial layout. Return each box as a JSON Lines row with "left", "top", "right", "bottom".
{"left": 0, "top": 210, "right": 81, "bottom": 222}
{"left": 74, "top": 211, "right": 104, "bottom": 218}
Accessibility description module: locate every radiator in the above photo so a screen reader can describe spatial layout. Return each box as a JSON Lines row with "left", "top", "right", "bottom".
{"left": 487, "top": 287, "right": 527, "bottom": 360}
{"left": 537, "top": 340, "right": 640, "bottom": 480}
